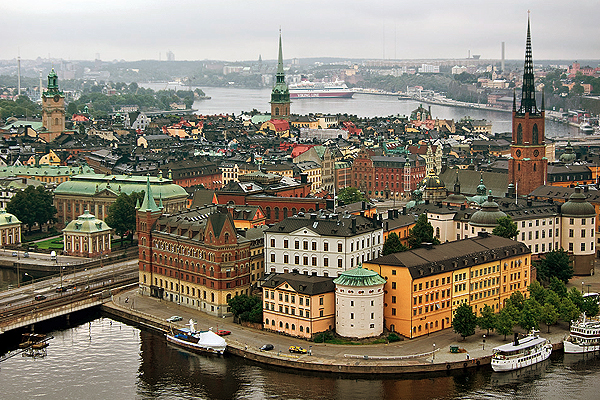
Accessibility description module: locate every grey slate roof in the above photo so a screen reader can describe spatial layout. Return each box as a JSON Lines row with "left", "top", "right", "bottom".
{"left": 262, "top": 272, "right": 335, "bottom": 295}
{"left": 266, "top": 211, "right": 381, "bottom": 237}
{"left": 368, "top": 233, "right": 529, "bottom": 280}
{"left": 440, "top": 169, "right": 508, "bottom": 197}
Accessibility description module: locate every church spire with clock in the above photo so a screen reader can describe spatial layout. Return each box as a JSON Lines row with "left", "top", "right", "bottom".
{"left": 508, "top": 15, "right": 547, "bottom": 196}
{"left": 41, "top": 68, "right": 66, "bottom": 142}
{"left": 270, "top": 31, "right": 290, "bottom": 119}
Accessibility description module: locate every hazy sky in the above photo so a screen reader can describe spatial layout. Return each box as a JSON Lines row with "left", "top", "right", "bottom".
{"left": 3, "top": 0, "right": 599, "bottom": 62}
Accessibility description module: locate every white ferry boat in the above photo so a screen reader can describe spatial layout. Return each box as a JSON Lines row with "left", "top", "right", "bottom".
{"left": 491, "top": 331, "right": 552, "bottom": 372}
{"left": 289, "top": 80, "right": 354, "bottom": 99}
{"left": 166, "top": 319, "right": 227, "bottom": 355}
{"left": 563, "top": 313, "right": 600, "bottom": 354}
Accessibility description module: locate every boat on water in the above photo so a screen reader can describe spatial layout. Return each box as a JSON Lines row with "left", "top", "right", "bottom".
{"left": 491, "top": 331, "right": 552, "bottom": 372}
{"left": 165, "top": 319, "right": 227, "bottom": 355}
{"left": 289, "top": 80, "right": 354, "bottom": 99}
{"left": 19, "top": 333, "right": 49, "bottom": 349}
{"left": 564, "top": 313, "right": 600, "bottom": 354}
{"left": 580, "top": 122, "right": 595, "bottom": 134}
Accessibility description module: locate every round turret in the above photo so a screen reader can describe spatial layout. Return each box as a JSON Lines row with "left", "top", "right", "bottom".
{"left": 560, "top": 187, "right": 595, "bottom": 217}
{"left": 470, "top": 192, "right": 507, "bottom": 227}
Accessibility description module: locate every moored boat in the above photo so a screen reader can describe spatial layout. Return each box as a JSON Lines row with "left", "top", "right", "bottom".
{"left": 491, "top": 331, "right": 552, "bottom": 372}
{"left": 165, "top": 319, "right": 227, "bottom": 355}
{"left": 563, "top": 313, "right": 600, "bottom": 354}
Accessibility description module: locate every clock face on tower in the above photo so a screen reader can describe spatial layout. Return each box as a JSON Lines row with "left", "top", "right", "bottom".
{"left": 534, "top": 149, "right": 540, "bottom": 157}
{"left": 53, "top": 95, "right": 60, "bottom": 102}
{"left": 516, "top": 149, "right": 522, "bottom": 158}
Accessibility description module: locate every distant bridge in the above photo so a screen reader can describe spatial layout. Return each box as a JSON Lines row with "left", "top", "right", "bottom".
{"left": 0, "top": 271, "right": 138, "bottom": 335}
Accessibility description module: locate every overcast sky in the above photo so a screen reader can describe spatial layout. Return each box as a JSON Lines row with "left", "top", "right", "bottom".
{"left": 3, "top": 0, "right": 599, "bottom": 62}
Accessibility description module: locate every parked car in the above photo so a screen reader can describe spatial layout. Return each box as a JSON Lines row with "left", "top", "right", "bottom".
{"left": 34, "top": 294, "right": 47, "bottom": 301}
{"left": 11, "top": 252, "right": 17, "bottom": 257}
{"left": 166, "top": 316, "right": 183, "bottom": 323}
{"left": 289, "top": 346, "right": 307, "bottom": 354}
{"left": 260, "top": 344, "right": 274, "bottom": 351}
{"left": 23, "top": 252, "right": 30, "bottom": 258}
{"left": 55, "top": 287, "right": 68, "bottom": 293}
{"left": 216, "top": 330, "right": 231, "bottom": 336}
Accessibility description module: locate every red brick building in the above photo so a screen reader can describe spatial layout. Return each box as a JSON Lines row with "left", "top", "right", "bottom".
{"left": 351, "top": 147, "right": 426, "bottom": 199}
{"left": 137, "top": 179, "right": 251, "bottom": 317}
{"left": 163, "top": 159, "right": 222, "bottom": 189}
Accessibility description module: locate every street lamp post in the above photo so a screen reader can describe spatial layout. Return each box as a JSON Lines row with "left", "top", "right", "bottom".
{"left": 582, "top": 281, "right": 585, "bottom": 293}
{"left": 24, "top": 272, "right": 33, "bottom": 292}
{"left": 432, "top": 343, "right": 436, "bottom": 363}
{"left": 483, "top": 334, "right": 486, "bottom": 350}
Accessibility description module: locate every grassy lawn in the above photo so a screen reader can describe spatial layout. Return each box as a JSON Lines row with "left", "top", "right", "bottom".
{"left": 35, "top": 237, "right": 64, "bottom": 250}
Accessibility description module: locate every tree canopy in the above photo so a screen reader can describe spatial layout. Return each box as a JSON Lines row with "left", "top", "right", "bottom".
{"left": 7, "top": 185, "right": 57, "bottom": 233}
{"left": 105, "top": 191, "right": 144, "bottom": 245}
{"left": 535, "top": 249, "right": 573, "bottom": 283}
{"left": 408, "top": 214, "right": 439, "bottom": 249}
{"left": 382, "top": 232, "right": 408, "bottom": 255}
{"left": 227, "top": 294, "right": 262, "bottom": 323}
{"left": 492, "top": 216, "right": 519, "bottom": 239}
{"left": 477, "top": 304, "right": 497, "bottom": 335}
{"left": 453, "top": 303, "right": 477, "bottom": 340}
{"left": 337, "top": 187, "right": 366, "bottom": 205}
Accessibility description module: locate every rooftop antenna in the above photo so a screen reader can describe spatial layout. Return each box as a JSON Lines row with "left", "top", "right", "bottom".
{"left": 17, "top": 54, "right": 21, "bottom": 97}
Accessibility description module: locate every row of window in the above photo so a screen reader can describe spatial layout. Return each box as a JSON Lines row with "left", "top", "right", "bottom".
{"left": 264, "top": 319, "right": 310, "bottom": 334}
{"left": 264, "top": 290, "right": 311, "bottom": 306}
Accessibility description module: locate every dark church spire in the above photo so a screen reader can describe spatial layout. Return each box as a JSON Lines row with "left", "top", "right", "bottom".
{"left": 519, "top": 13, "right": 538, "bottom": 115}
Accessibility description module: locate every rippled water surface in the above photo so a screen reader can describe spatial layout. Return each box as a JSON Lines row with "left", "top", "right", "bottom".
{"left": 1, "top": 318, "right": 600, "bottom": 399}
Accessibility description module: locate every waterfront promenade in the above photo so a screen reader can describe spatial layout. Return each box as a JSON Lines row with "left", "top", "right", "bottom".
{"left": 104, "top": 287, "right": 572, "bottom": 375}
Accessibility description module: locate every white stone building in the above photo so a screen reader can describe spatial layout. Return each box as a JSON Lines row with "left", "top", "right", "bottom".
{"left": 264, "top": 211, "right": 384, "bottom": 278}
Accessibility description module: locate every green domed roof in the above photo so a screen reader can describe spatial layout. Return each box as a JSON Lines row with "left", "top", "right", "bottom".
{"left": 333, "top": 266, "right": 386, "bottom": 287}
{"left": 561, "top": 187, "right": 595, "bottom": 217}
{"left": 62, "top": 210, "right": 112, "bottom": 233}
{"left": 470, "top": 192, "right": 506, "bottom": 227}
{"left": 421, "top": 169, "right": 445, "bottom": 190}
{"left": 0, "top": 209, "right": 21, "bottom": 226}
{"left": 559, "top": 141, "right": 577, "bottom": 163}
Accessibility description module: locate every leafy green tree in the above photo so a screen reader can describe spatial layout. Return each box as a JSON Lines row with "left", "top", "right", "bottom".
{"left": 7, "top": 185, "right": 57, "bottom": 233}
{"left": 560, "top": 297, "right": 580, "bottom": 324}
{"left": 497, "top": 304, "right": 516, "bottom": 340}
{"left": 535, "top": 249, "right": 573, "bottom": 283}
{"left": 382, "top": 232, "right": 408, "bottom": 255}
{"left": 337, "top": 187, "right": 366, "bottom": 205}
{"left": 105, "top": 191, "right": 144, "bottom": 246}
{"left": 528, "top": 280, "right": 547, "bottom": 304}
{"left": 408, "top": 214, "right": 440, "bottom": 249}
{"left": 519, "top": 298, "right": 542, "bottom": 331}
{"left": 227, "top": 294, "right": 262, "bottom": 323}
{"left": 506, "top": 290, "right": 525, "bottom": 313}
{"left": 582, "top": 296, "right": 600, "bottom": 317}
{"left": 492, "top": 216, "right": 519, "bottom": 239}
{"left": 477, "top": 304, "right": 497, "bottom": 335}
{"left": 549, "top": 277, "right": 567, "bottom": 298}
{"left": 540, "top": 303, "right": 559, "bottom": 333}
{"left": 545, "top": 290, "right": 561, "bottom": 310}
{"left": 453, "top": 303, "right": 477, "bottom": 340}
{"left": 568, "top": 287, "right": 584, "bottom": 311}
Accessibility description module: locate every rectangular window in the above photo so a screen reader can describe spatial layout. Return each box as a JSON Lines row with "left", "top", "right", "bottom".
{"left": 312, "top": 242, "right": 317, "bottom": 251}
{"left": 270, "top": 238, "right": 275, "bottom": 247}
{"left": 284, "top": 239, "right": 288, "bottom": 248}
{"left": 324, "top": 258, "right": 329, "bottom": 267}
{"left": 392, "top": 282, "right": 396, "bottom": 289}
{"left": 284, "top": 254, "right": 289, "bottom": 263}
{"left": 391, "top": 308, "right": 396, "bottom": 316}
{"left": 303, "top": 241, "right": 308, "bottom": 250}
{"left": 270, "top": 254, "right": 275, "bottom": 262}
{"left": 306, "top": 299, "right": 310, "bottom": 306}
{"left": 324, "top": 242, "right": 329, "bottom": 251}
{"left": 295, "top": 241, "right": 299, "bottom": 249}
{"left": 582, "top": 243, "right": 586, "bottom": 251}
{"left": 338, "top": 243, "right": 343, "bottom": 252}
{"left": 392, "top": 296, "right": 396, "bottom": 303}
{"left": 295, "top": 255, "right": 300, "bottom": 264}
{"left": 338, "top": 259, "right": 342, "bottom": 268}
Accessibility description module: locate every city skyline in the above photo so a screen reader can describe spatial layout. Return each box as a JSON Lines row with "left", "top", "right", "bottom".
{"left": 2, "top": 0, "right": 599, "bottom": 62}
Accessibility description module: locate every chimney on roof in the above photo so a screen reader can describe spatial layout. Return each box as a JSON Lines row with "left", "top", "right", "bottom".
{"left": 527, "top": 197, "right": 532, "bottom": 207}
{"left": 300, "top": 173, "right": 308, "bottom": 184}
{"left": 388, "top": 209, "right": 394, "bottom": 220}
{"left": 361, "top": 201, "right": 366, "bottom": 210}
{"left": 326, "top": 199, "right": 335, "bottom": 210}
{"left": 351, "top": 217, "right": 357, "bottom": 234}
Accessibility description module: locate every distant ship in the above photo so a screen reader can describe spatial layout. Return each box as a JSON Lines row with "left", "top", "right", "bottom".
{"left": 289, "top": 80, "right": 354, "bottom": 99}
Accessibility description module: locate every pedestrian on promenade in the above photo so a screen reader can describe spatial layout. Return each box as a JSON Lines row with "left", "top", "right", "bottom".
{"left": 466, "top": 353, "right": 470, "bottom": 360}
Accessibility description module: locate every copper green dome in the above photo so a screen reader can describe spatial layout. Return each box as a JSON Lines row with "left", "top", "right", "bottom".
{"left": 559, "top": 141, "right": 577, "bottom": 163}
{"left": 0, "top": 209, "right": 21, "bottom": 226}
{"left": 333, "top": 265, "right": 386, "bottom": 287}
{"left": 422, "top": 169, "right": 445, "bottom": 190}
{"left": 470, "top": 192, "right": 506, "bottom": 227}
{"left": 561, "top": 187, "right": 595, "bottom": 217}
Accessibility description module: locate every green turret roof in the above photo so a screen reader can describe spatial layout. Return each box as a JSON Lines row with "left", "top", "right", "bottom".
{"left": 62, "top": 210, "right": 111, "bottom": 233}
{"left": 333, "top": 265, "right": 386, "bottom": 287}
{"left": 270, "top": 31, "right": 290, "bottom": 105}
{"left": 0, "top": 209, "right": 21, "bottom": 226}
{"left": 140, "top": 175, "right": 160, "bottom": 212}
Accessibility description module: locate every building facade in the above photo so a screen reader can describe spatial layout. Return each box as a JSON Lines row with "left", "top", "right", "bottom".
{"left": 364, "top": 233, "right": 531, "bottom": 338}
{"left": 0, "top": 210, "right": 21, "bottom": 247}
{"left": 264, "top": 211, "right": 384, "bottom": 277}
{"left": 262, "top": 272, "right": 335, "bottom": 339}
{"left": 62, "top": 210, "right": 112, "bottom": 257}
{"left": 137, "top": 187, "right": 252, "bottom": 317}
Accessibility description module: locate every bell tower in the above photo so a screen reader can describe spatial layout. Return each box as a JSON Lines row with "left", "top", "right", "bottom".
{"left": 41, "top": 69, "right": 66, "bottom": 141}
{"left": 508, "top": 14, "right": 547, "bottom": 196}
{"left": 270, "top": 30, "right": 290, "bottom": 119}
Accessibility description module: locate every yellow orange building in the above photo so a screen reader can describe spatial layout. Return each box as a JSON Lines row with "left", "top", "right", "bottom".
{"left": 262, "top": 272, "right": 335, "bottom": 339}
{"left": 364, "top": 232, "right": 531, "bottom": 339}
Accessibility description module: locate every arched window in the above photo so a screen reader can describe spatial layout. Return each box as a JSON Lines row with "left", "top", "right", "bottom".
{"left": 265, "top": 318, "right": 269, "bottom": 325}
{"left": 517, "top": 124, "right": 523, "bottom": 144}
{"left": 283, "top": 208, "right": 288, "bottom": 218}
{"left": 266, "top": 207, "right": 271, "bottom": 219}
{"left": 292, "top": 324, "right": 295, "bottom": 330}
{"left": 532, "top": 124, "right": 539, "bottom": 145}
{"left": 274, "top": 207, "right": 279, "bottom": 220}
{"left": 224, "top": 233, "right": 229, "bottom": 243}
{"left": 275, "top": 107, "right": 280, "bottom": 116}
{"left": 534, "top": 163, "right": 537, "bottom": 172}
